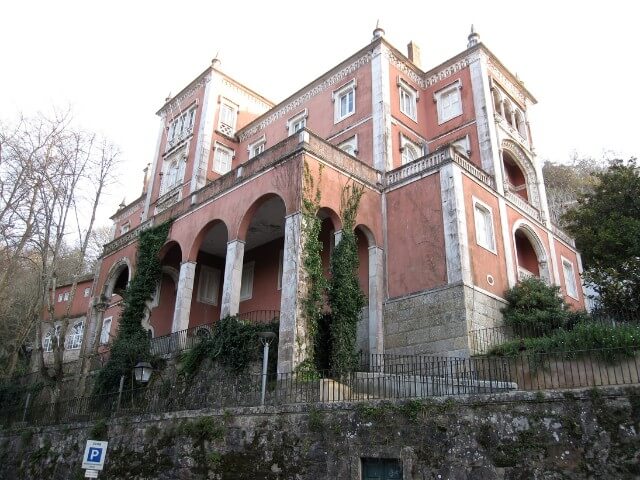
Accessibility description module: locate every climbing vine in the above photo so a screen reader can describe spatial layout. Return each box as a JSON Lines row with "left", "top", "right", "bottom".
{"left": 328, "top": 183, "right": 365, "bottom": 376}
{"left": 296, "top": 161, "right": 326, "bottom": 376}
{"left": 93, "top": 222, "right": 172, "bottom": 394}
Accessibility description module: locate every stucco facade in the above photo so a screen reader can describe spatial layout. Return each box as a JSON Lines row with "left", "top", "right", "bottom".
{"left": 42, "top": 27, "right": 586, "bottom": 373}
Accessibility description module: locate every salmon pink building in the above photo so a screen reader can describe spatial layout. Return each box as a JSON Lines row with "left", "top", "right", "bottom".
{"left": 73, "top": 26, "right": 585, "bottom": 373}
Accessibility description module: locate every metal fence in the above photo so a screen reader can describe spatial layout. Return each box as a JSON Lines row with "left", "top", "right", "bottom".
{"left": 3, "top": 347, "right": 640, "bottom": 428}
{"left": 149, "top": 310, "right": 280, "bottom": 356}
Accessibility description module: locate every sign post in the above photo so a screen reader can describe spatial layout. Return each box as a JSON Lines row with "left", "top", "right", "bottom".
{"left": 82, "top": 440, "right": 108, "bottom": 478}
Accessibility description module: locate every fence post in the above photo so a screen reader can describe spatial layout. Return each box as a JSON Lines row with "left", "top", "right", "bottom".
{"left": 22, "top": 392, "right": 31, "bottom": 422}
{"left": 116, "top": 375, "right": 125, "bottom": 412}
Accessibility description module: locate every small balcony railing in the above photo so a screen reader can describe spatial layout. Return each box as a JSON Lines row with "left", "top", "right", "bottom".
{"left": 149, "top": 310, "right": 280, "bottom": 357}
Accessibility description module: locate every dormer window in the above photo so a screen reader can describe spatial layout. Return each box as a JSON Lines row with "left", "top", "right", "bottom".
{"left": 248, "top": 136, "right": 266, "bottom": 159}
{"left": 287, "top": 110, "right": 308, "bottom": 136}
{"left": 400, "top": 134, "right": 422, "bottom": 165}
{"left": 218, "top": 100, "right": 237, "bottom": 137}
{"left": 338, "top": 135, "right": 358, "bottom": 156}
{"left": 167, "top": 106, "right": 196, "bottom": 150}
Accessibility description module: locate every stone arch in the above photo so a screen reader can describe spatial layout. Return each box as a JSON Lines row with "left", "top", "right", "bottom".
{"left": 512, "top": 220, "right": 550, "bottom": 283}
{"left": 187, "top": 219, "right": 229, "bottom": 262}
{"left": 142, "top": 265, "right": 179, "bottom": 334}
{"left": 237, "top": 193, "right": 287, "bottom": 241}
{"left": 102, "top": 257, "right": 132, "bottom": 297}
{"left": 355, "top": 224, "right": 377, "bottom": 248}
{"left": 158, "top": 240, "right": 183, "bottom": 263}
{"left": 318, "top": 207, "right": 342, "bottom": 231}
{"left": 501, "top": 139, "right": 540, "bottom": 207}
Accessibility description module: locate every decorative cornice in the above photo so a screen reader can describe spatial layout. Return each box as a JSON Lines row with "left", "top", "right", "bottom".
{"left": 102, "top": 220, "right": 152, "bottom": 257}
{"left": 384, "top": 49, "right": 426, "bottom": 88}
{"left": 159, "top": 73, "right": 211, "bottom": 119}
{"left": 238, "top": 53, "right": 372, "bottom": 141}
{"left": 220, "top": 77, "right": 272, "bottom": 111}
{"left": 487, "top": 60, "right": 526, "bottom": 104}
{"left": 111, "top": 196, "right": 144, "bottom": 222}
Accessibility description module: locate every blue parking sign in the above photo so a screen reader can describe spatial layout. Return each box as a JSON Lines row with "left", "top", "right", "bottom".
{"left": 82, "top": 440, "right": 108, "bottom": 471}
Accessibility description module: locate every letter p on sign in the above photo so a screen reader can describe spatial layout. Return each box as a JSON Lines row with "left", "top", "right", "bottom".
{"left": 82, "top": 440, "right": 108, "bottom": 471}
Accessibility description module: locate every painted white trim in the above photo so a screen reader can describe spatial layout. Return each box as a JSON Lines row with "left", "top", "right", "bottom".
{"left": 286, "top": 109, "right": 308, "bottom": 135}
{"left": 333, "top": 79, "right": 356, "bottom": 123}
{"left": 434, "top": 80, "right": 463, "bottom": 124}
{"left": 560, "top": 255, "right": 579, "bottom": 300}
{"left": 190, "top": 75, "right": 217, "bottom": 193}
{"left": 472, "top": 196, "right": 497, "bottom": 254}
{"left": 512, "top": 220, "right": 551, "bottom": 284}
{"left": 371, "top": 44, "right": 392, "bottom": 171}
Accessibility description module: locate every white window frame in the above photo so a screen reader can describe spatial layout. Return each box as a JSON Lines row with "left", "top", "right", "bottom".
{"left": 277, "top": 250, "right": 284, "bottom": 291}
{"left": 63, "top": 291, "right": 70, "bottom": 302}
{"left": 400, "top": 134, "right": 422, "bottom": 165}
{"left": 240, "top": 261, "right": 255, "bottom": 301}
{"left": 120, "top": 221, "right": 130, "bottom": 236}
{"left": 43, "top": 325, "right": 61, "bottom": 352}
{"left": 398, "top": 79, "right": 418, "bottom": 121}
{"left": 338, "top": 135, "right": 358, "bottom": 156}
{"left": 100, "top": 317, "right": 112, "bottom": 345}
{"left": 248, "top": 135, "right": 266, "bottom": 159}
{"left": 452, "top": 135, "right": 471, "bottom": 157}
{"left": 160, "top": 147, "right": 187, "bottom": 195}
{"left": 286, "top": 109, "right": 308, "bottom": 136}
{"left": 333, "top": 79, "right": 356, "bottom": 123}
{"left": 83, "top": 287, "right": 90, "bottom": 298}
{"left": 67, "top": 321, "right": 84, "bottom": 350}
{"left": 197, "top": 266, "right": 221, "bottom": 305}
{"left": 218, "top": 99, "right": 238, "bottom": 136}
{"left": 213, "top": 143, "right": 234, "bottom": 175}
{"left": 434, "top": 80, "right": 462, "bottom": 124}
{"left": 57, "top": 293, "right": 63, "bottom": 303}
{"left": 473, "top": 197, "right": 497, "bottom": 254}
{"left": 561, "top": 256, "right": 579, "bottom": 299}
{"left": 167, "top": 105, "right": 197, "bottom": 150}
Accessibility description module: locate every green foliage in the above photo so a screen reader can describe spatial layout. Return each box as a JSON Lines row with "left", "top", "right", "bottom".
{"left": 20, "top": 429, "right": 33, "bottom": 447}
{"left": 179, "top": 316, "right": 278, "bottom": 377}
{"left": 179, "top": 416, "right": 225, "bottom": 442}
{"left": 308, "top": 406, "right": 323, "bottom": 432}
{"left": 93, "top": 222, "right": 172, "bottom": 394}
{"left": 502, "top": 278, "right": 572, "bottom": 334}
{"left": 564, "top": 159, "right": 640, "bottom": 269}
{"left": 89, "top": 418, "right": 108, "bottom": 440}
{"left": 299, "top": 162, "right": 326, "bottom": 373}
{"left": 489, "top": 322, "right": 640, "bottom": 361}
{"left": 585, "top": 258, "right": 640, "bottom": 322}
{"left": 328, "top": 183, "right": 365, "bottom": 375}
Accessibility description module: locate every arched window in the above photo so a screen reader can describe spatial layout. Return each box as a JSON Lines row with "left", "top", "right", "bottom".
{"left": 401, "top": 144, "right": 419, "bottom": 165}
{"left": 67, "top": 321, "right": 84, "bottom": 350}
{"left": 43, "top": 325, "right": 61, "bottom": 352}
{"left": 515, "top": 110, "right": 527, "bottom": 139}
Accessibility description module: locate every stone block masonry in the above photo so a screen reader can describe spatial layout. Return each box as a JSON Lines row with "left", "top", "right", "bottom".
{"left": 383, "top": 283, "right": 506, "bottom": 357}
{"left": 1, "top": 386, "right": 639, "bottom": 479}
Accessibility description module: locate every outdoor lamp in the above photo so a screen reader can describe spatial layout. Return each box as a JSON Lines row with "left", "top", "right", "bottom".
{"left": 133, "top": 361, "right": 153, "bottom": 383}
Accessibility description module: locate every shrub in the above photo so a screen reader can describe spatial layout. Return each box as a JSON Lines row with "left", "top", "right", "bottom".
{"left": 501, "top": 278, "right": 570, "bottom": 335}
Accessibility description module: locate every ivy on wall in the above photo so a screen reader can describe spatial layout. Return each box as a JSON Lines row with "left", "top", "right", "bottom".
{"left": 328, "top": 183, "right": 365, "bottom": 375}
{"left": 93, "top": 222, "right": 172, "bottom": 394}
{"left": 296, "top": 161, "right": 326, "bottom": 376}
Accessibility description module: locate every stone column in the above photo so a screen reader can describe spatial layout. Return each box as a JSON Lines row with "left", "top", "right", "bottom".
{"left": 171, "top": 261, "right": 196, "bottom": 332}
{"left": 368, "top": 246, "right": 384, "bottom": 358}
{"left": 278, "top": 213, "right": 303, "bottom": 374}
{"left": 220, "top": 240, "right": 245, "bottom": 318}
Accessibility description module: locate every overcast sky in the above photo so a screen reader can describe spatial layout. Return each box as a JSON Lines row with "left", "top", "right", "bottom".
{"left": 2, "top": 0, "right": 638, "bottom": 227}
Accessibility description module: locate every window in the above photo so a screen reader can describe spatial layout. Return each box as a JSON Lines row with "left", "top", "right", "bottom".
{"left": 287, "top": 110, "right": 308, "bottom": 135}
{"left": 400, "top": 135, "right": 422, "bottom": 165}
{"left": 100, "top": 317, "right": 112, "bottom": 345}
{"left": 435, "top": 81, "right": 462, "bottom": 124}
{"left": 452, "top": 135, "right": 471, "bottom": 156}
{"left": 57, "top": 294, "right": 63, "bottom": 303}
{"left": 213, "top": 143, "right": 234, "bottom": 174}
{"left": 63, "top": 292, "right": 70, "bottom": 302}
{"left": 167, "top": 106, "right": 196, "bottom": 149}
{"left": 67, "top": 321, "right": 84, "bottom": 350}
{"left": 197, "top": 266, "right": 221, "bottom": 305}
{"left": 473, "top": 199, "right": 496, "bottom": 252}
{"left": 160, "top": 148, "right": 187, "bottom": 195}
{"left": 43, "top": 325, "right": 61, "bottom": 352}
{"left": 338, "top": 136, "right": 358, "bottom": 156}
{"left": 277, "top": 250, "right": 284, "bottom": 290}
{"left": 248, "top": 136, "right": 266, "bottom": 159}
{"left": 218, "top": 100, "right": 237, "bottom": 136}
{"left": 120, "top": 222, "right": 130, "bottom": 235}
{"left": 333, "top": 80, "right": 356, "bottom": 123}
{"left": 398, "top": 79, "right": 418, "bottom": 120}
{"left": 83, "top": 287, "right": 90, "bottom": 298}
{"left": 562, "top": 257, "right": 578, "bottom": 299}
{"left": 240, "top": 261, "right": 255, "bottom": 301}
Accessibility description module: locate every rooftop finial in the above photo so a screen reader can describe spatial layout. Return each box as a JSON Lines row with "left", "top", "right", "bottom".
{"left": 211, "top": 50, "right": 221, "bottom": 69}
{"left": 165, "top": 92, "right": 172, "bottom": 103}
{"left": 467, "top": 24, "right": 480, "bottom": 48}
{"left": 372, "top": 20, "right": 385, "bottom": 41}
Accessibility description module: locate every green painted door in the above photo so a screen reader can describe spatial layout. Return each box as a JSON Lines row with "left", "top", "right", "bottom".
{"left": 362, "top": 458, "right": 403, "bottom": 480}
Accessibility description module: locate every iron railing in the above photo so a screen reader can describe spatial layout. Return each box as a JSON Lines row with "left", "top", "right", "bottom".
{"left": 3, "top": 348, "right": 639, "bottom": 428}
{"left": 149, "top": 310, "right": 280, "bottom": 356}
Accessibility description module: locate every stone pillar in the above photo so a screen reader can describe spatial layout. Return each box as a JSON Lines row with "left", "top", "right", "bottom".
{"left": 368, "top": 246, "right": 384, "bottom": 358}
{"left": 171, "top": 261, "right": 196, "bottom": 332}
{"left": 220, "top": 240, "right": 245, "bottom": 318}
{"left": 278, "top": 213, "right": 303, "bottom": 374}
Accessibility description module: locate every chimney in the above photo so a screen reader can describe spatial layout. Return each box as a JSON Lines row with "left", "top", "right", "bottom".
{"left": 407, "top": 41, "right": 422, "bottom": 69}
{"left": 142, "top": 163, "right": 150, "bottom": 195}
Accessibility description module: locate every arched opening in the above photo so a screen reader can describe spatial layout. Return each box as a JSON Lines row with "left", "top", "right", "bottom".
{"left": 492, "top": 89, "right": 503, "bottom": 117}
{"left": 239, "top": 195, "right": 286, "bottom": 318}
{"left": 103, "top": 260, "right": 131, "bottom": 299}
{"left": 190, "top": 220, "right": 228, "bottom": 328}
{"left": 503, "top": 100, "right": 514, "bottom": 128}
{"left": 514, "top": 226, "right": 550, "bottom": 283}
{"left": 147, "top": 242, "right": 182, "bottom": 337}
{"left": 514, "top": 110, "right": 527, "bottom": 139}
{"left": 502, "top": 151, "right": 528, "bottom": 201}
{"left": 401, "top": 144, "right": 419, "bottom": 165}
